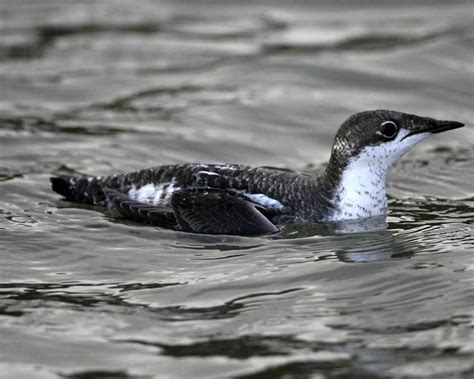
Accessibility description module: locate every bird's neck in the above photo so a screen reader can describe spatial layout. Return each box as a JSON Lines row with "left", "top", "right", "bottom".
{"left": 318, "top": 151, "right": 390, "bottom": 222}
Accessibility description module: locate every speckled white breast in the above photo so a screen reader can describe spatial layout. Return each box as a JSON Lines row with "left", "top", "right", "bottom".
{"left": 328, "top": 130, "right": 427, "bottom": 221}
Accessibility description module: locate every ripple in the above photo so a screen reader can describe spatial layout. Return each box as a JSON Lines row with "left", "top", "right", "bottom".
{"left": 93, "top": 84, "right": 240, "bottom": 113}
{"left": 59, "top": 370, "right": 139, "bottom": 379}
{"left": 261, "top": 17, "right": 471, "bottom": 54}
{"left": 0, "top": 115, "right": 149, "bottom": 136}
{"left": 0, "top": 161, "right": 77, "bottom": 182}
{"left": 390, "top": 146, "right": 474, "bottom": 199}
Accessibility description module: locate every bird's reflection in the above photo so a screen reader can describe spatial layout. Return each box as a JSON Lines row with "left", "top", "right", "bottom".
{"left": 277, "top": 216, "right": 418, "bottom": 263}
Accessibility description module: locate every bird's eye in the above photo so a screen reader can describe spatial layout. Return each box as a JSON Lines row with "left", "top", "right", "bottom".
{"left": 378, "top": 121, "right": 398, "bottom": 139}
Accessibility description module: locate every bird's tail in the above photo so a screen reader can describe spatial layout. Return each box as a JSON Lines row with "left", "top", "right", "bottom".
{"left": 50, "top": 176, "right": 106, "bottom": 205}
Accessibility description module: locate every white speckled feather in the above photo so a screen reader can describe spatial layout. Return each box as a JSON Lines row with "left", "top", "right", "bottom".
{"left": 128, "top": 182, "right": 180, "bottom": 205}
{"left": 243, "top": 193, "right": 284, "bottom": 210}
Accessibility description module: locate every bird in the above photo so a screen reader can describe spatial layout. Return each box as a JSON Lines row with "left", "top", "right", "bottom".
{"left": 50, "top": 109, "right": 464, "bottom": 236}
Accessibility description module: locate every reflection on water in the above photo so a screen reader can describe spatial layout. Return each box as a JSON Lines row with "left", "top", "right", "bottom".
{"left": 1, "top": 0, "right": 473, "bottom": 378}
{"left": 278, "top": 215, "right": 388, "bottom": 237}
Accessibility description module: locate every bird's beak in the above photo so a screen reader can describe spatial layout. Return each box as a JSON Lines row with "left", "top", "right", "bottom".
{"left": 402, "top": 118, "right": 464, "bottom": 140}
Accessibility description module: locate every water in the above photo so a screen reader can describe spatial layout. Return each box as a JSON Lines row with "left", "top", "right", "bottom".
{"left": 1, "top": 0, "right": 473, "bottom": 378}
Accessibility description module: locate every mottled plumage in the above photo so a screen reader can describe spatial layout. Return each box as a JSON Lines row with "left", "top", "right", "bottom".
{"left": 50, "top": 110, "right": 464, "bottom": 236}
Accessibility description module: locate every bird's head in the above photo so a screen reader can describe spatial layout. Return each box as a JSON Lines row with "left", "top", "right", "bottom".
{"left": 321, "top": 110, "right": 464, "bottom": 222}
{"left": 330, "top": 109, "right": 464, "bottom": 169}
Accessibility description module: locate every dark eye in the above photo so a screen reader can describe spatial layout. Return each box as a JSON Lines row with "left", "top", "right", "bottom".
{"left": 379, "top": 121, "right": 398, "bottom": 139}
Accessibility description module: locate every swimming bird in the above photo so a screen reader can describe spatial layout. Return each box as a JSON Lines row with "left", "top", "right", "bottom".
{"left": 50, "top": 110, "right": 464, "bottom": 236}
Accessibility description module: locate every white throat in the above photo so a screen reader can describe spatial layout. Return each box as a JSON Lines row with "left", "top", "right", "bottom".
{"left": 329, "top": 149, "right": 389, "bottom": 221}
{"left": 327, "top": 130, "right": 427, "bottom": 221}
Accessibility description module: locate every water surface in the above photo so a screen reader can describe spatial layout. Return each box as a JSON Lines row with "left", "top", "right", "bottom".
{"left": 1, "top": 0, "right": 473, "bottom": 378}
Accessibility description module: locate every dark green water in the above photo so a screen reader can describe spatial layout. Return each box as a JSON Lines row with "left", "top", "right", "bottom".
{"left": 0, "top": 0, "right": 473, "bottom": 378}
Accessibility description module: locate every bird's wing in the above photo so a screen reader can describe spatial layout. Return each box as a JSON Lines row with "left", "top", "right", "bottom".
{"left": 170, "top": 188, "right": 279, "bottom": 236}
{"left": 103, "top": 188, "right": 177, "bottom": 228}
{"left": 103, "top": 187, "right": 278, "bottom": 236}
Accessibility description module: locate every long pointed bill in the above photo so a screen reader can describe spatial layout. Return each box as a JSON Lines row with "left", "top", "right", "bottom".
{"left": 402, "top": 119, "right": 464, "bottom": 140}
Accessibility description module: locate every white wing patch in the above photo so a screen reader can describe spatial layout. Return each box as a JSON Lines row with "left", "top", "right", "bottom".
{"left": 243, "top": 193, "right": 284, "bottom": 210}
{"left": 128, "top": 182, "right": 180, "bottom": 205}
